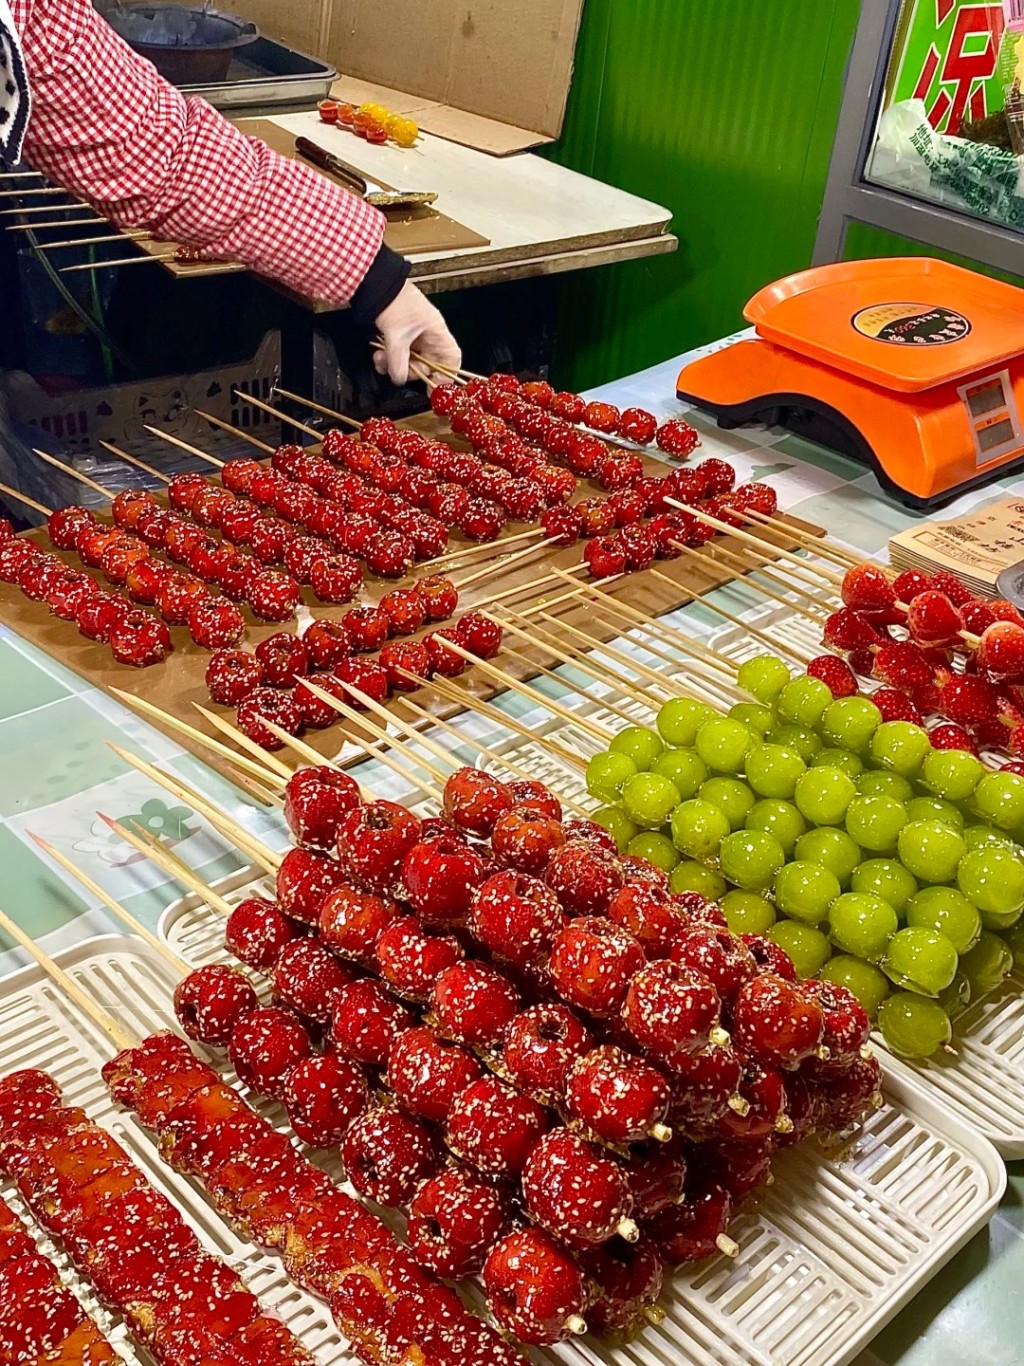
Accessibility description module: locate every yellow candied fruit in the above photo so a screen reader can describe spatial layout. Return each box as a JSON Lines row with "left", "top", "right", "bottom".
{"left": 358, "top": 102, "right": 390, "bottom": 122}
{"left": 389, "top": 117, "right": 420, "bottom": 148}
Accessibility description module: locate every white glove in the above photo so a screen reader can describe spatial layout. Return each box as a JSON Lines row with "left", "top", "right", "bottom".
{"left": 373, "top": 280, "right": 462, "bottom": 386}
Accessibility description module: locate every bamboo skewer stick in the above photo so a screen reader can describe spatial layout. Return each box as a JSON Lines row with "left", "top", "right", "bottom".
{"left": 30, "top": 834, "right": 190, "bottom": 974}
{"left": 412, "top": 672, "right": 590, "bottom": 773}
{"left": 473, "top": 563, "right": 590, "bottom": 611}
{"left": 299, "top": 679, "right": 452, "bottom": 786}
{"left": 647, "top": 567, "right": 813, "bottom": 666}
{"left": 31, "top": 449, "right": 112, "bottom": 499}
{"left": 665, "top": 497, "right": 845, "bottom": 588}
{"left": 0, "top": 186, "right": 83, "bottom": 198}
{"left": 306, "top": 676, "right": 467, "bottom": 780}
{"left": 272, "top": 385, "right": 361, "bottom": 431}
{"left": 440, "top": 638, "right": 614, "bottom": 744}
{"left": 526, "top": 607, "right": 699, "bottom": 703}
{"left": 5, "top": 215, "right": 109, "bottom": 230}
{"left": 101, "top": 815, "right": 236, "bottom": 918}
{"left": 35, "top": 230, "right": 154, "bottom": 252}
{"left": 421, "top": 527, "right": 545, "bottom": 572}
{"left": 394, "top": 691, "right": 591, "bottom": 818}
{"left": 0, "top": 481, "right": 52, "bottom": 516}
{"left": 579, "top": 606, "right": 733, "bottom": 694}
{"left": 360, "top": 735, "right": 447, "bottom": 801}
{"left": 107, "top": 688, "right": 286, "bottom": 788}
{"left": 249, "top": 718, "right": 380, "bottom": 802}
{"left": 234, "top": 389, "right": 321, "bottom": 441}
{"left": 191, "top": 704, "right": 294, "bottom": 781}
{"left": 0, "top": 905, "right": 134, "bottom": 1050}
{"left": 673, "top": 541, "right": 833, "bottom": 621}
{"left": 0, "top": 202, "right": 93, "bottom": 217}
{"left": 741, "top": 509, "right": 860, "bottom": 568}
{"left": 451, "top": 536, "right": 560, "bottom": 593}
{"left": 106, "top": 744, "right": 282, "bottom": 875}
{"left": 61, "top": 252, "right": 181, "bottom": 274}
{"left": 194, "top": 409, "right": 275, "bottom": 455}
{"left": 97, "top": 440, "right": 172, "bottom": 484}
{"left": 144, "top": 425, "right": 224, "bottom": 469}
{"left": 683, "top": 537, "right": 838, "bottom": 615}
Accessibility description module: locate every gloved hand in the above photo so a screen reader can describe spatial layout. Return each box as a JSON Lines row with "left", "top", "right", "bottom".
{"left": 373, "top": 280, "right": 462, "bottom": 386}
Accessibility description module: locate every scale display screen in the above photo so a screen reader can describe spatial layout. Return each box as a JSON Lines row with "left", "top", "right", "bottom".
{"left": 958, "top": 369, "right": 1024, "bottom": 467}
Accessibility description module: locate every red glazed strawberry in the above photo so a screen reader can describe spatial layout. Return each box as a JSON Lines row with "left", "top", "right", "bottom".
{"left": 418, "top": 573, "right": 459, "bottom": 621}
{"left": 871, "top": 688, "right": 923, "bottom": 724}
{"left": 545, "top": 843, "right": 624, "bottom": 918}
{"left": 380, "top": 587, "right": 426, "bottom": 636}
{"left": 927, "top": 722, "right": 978, "bottom": 753}
{"left": 806, "top": 654, "right": 859, "bottom": 697}
{"left": 442, "top": 767, "right": 514, "bottom": 836}
{"left": 248, "top": 569, "right": 300, "bottom": 622}
{"left": 330, "top": 979, "right": 413, "bottom": 1068}
{"left": 283, "top": 766, "right": 361, "bottom": 850}
{"left": 173, "top": 964, "right": 257, "bottom": 1045}
{"left": 502, "top": 1003, "right": 592, "bottom": 1098}
{"left": 483, "top": 1228, "right": 588, "bottom": 1346}
{"left": 387, "top": 1026, "right": 483, "bottom": 1124}
{"left": 187, "top": 598, "right": 245, "bottom": 650}
{"left": 225, "top": 896, "right": 297, "bottom": 970}
{"left": 342, "top": 1106, "right": 438, "bottom": 1206}
{"left": 228, "top": 1006, "right": 311, "bottom": 1098}
{"left": 275, "top": 846, "right": 351, "bottom": 924}
{"left": 333, "top": 656, "right": 390, "bottom": 708}
{"left": 547, "top": 917, "right": 644, "bottom": 1018}
{"left": 841, "top": 564, "right": 896, "bottom": 616}
{"left": 303, "top": 620, "right": 352, "bottom": 671}
{"left": 109, "top": 611, "right": 172, "bottom": 667}
{"left": 622, "top": 960, "right": 724, "bottom": 1061}
{"left": 490, "top": 807, "right": 565, "bottom": 875}
{"left": 375, "top": 916, "right": 464, "bottom": 1002}
{"left": 408, "top": 1166, "right": 509, "bottom": 1278}
{"left": 447, "top": 1076, "right": 548, "bottom": 1178}
{"left": 379, "top": 640, "right": 431, "bottom": 693}
{"left": 310, "top": 553, "right": 362, "bottom": 604}
{"left": 523, "top": 1129, "right": 635, "bottom": 1248}
{"left": 565, "top": 1046, "right": 671, "bottom": 1144}
{"left": 402, "top": 833, "right": 487, "bottom": 927}
{"left": 938, "top": 673, "right": 1000, "bottom": 726}
{"left": 77, "top": 590, "right": 131, "bottom": 643}
{"left": 930, "top": 568, "right": 973, "bottom": 606}
{"left": 978, "top": 621, "right": 1024, "bottom": 680}
{"left": 872, "top": 640, "right": 933, "bottom": 690}
{"left": 656, "top": 420, "right": 700, "bottom": 457}
{"left": 283, "top": 1053, "right": 368, "bottom": 1147}
{"left": 733, "top": 974, "right": 825, "bottom": 1070}
{"left": 342, "top": 605, "right": 390, "bottom": 653}
{"left": 255, "top": 632, "right": 309, "bottom": 687}
{"left": 272, "top": 938, "right": 354, "bottom": 1023}
{"left": 822, "top": 607, "right": 884, "bottom": 653}
{"left": 584, "top": 535, "right": 627, "bottom": 579}
{"left": 320, "top": 884, "right": 401, "bottom": 967}
{"left": 236, "top": 686, "right": 302, "bottom": 749}
{"left": 430, "top": 961, "right": 519, "bottom": 1048}
{"left": 364, "top": 529, "right": 415, "bottom": 578}
{"left": 336, "top": 800, "right": 421, "bottom": 893}
{"left": 470, "top": 870, "right": 566, "bottom": 969}
{"left": 906, "top": 591, "right": 963, "bottom": 645}
{"left": 423, "top": 628, "right": 466, "bottom": 677}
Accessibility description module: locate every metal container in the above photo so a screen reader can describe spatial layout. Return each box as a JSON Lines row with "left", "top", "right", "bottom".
{"left": 104, "top": 5, "right": 259, "bottom": 85}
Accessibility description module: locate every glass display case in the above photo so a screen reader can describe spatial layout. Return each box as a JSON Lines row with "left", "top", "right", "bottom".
{"left": 815, "top": 1, "right": 1024, "bottom": 271}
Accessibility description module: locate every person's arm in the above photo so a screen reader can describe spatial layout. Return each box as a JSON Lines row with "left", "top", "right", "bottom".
{"left": 13, "top": 0, "right": 460, "bottom": 377}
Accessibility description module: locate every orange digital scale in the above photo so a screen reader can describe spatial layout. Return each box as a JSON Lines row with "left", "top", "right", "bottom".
{"left": 676, "top": 258, "right": 1024, "bottom": 509}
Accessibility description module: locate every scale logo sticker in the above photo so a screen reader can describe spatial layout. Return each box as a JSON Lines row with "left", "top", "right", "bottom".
{"left": 851, "top": 302, "right": 972, "bottom": 345}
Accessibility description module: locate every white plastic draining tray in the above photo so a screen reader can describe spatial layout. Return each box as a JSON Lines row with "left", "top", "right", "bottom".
{"left": 161, "top": 882, "right": 1004, "bottom": 1366}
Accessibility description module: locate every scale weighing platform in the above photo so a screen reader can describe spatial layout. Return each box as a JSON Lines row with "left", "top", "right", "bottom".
{"left": 677, "top": 258, "right": 1024, "bottom": 509}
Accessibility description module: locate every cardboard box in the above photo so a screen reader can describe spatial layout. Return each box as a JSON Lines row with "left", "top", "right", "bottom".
{"left": 231, "top": 0, "right": 585, "bottom": 154}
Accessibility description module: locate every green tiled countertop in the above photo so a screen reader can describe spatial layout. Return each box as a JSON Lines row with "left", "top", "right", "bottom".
{"left": 3, "top": 333, "right": 1024, "bottom": 1364}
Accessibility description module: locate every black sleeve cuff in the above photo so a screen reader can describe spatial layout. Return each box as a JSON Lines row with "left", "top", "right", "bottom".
{"left": 349, "top": 244, "right": 411, "bottom": 327}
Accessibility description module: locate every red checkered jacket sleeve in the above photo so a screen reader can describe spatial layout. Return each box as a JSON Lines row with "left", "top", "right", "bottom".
{"left": 11, "top": 0, "right": 387, "bottom": 305}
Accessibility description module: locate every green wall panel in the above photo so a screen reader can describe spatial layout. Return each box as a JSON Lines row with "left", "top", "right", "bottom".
{"left": 842, "top": 222, "right": 1024, "bottom": 288}
{"left": 549, "top": 0, "right": 862, "bottom": 389}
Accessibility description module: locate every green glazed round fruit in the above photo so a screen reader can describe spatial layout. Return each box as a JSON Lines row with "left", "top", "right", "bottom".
{"left": 819, "top": 955, "right": 891, "bottom": 1016}
{"left": 973, "top": 772, "right": 1024, "bottom": 831}
{"left": 957, "top": 847, "right": 1024, "bottom": 917}
{"left": 960, "top": 930, "right": 1014, "bottom": 997}
{"left": 829, "top": 892, "right": 899, "bottom": 960}
{"left": 621, "top": 773, "right": 681, "bottom": 830}
{"left": 773, "top": 860, "right": 840, "bottom": 924}
{"left": 906, "top": 886, "right": 980, "bottom": 955}
{"left": 652, "top": 748, "right": 708, "bottom": 799}
{"left": 768, "top": 921, "right": 831, "bottom": 978}
{"left": 845, "top": 796, "right": 907, "bottom": 854}
{"left": 744, "top": 744, "right": 806, "bottom": 800}
{"left": 719, "top": 829, "right": 786, "bottom": 891}
{"left": 737, "top": 654, "right": 791, "bottom": 706}
{"left": 904, "top": 796, "right": 965, "bottom": 829}
{"left": 721, "top": 890, "right": 776, "bottom": 935}
{"left": 921, "top": 748, "right": 985, "bottom": 804}
{"left": 937, "top": 972, "right": 972, "bottom": 1021}
{"left": 695, "top": 717, "right": 755, "bottom": 774}
{"left": 586, "top": 751, "right": 638, "bottom": 803}
{"left": 962, "top": 826, "right": 1019, "bottom": 854}
{"left": 793, "top": 767, "right": 857, "bottom": 827}
{"left": 869, "top": 721, "right": 931, "bottom": 778}
{"left": 591, "top": 807, "right": 639, "bottom": 851}
{"left": 626, "top": 831, "right": 679, "bottom": 873}
{"left": 745, "top": 799, "right": 806, "bottom": 857}
{"left": 851, "top": 858, "right": 918, "bottom": 914}
{"left": 609, "top": 725, "right": 664, "bottom": 772}
{"left": 882, "top": 926, "right": 958, "bottom": 996}
{"left": 1001, "top": 919, "right": 1024, "bottom": 971}
{"left": 877, "top": 993, "right": 952, "bottom": 1058}
{"left": 699, "top": 777, "right": 756, "bottom": 831}
{"left": 897, "top": 820, "right": 967, "bottom": 885}
{"left": 657, "top": 697, "right": 714, "bottom": 748}
{"left": 670, "top": 861, "right": 727, "bottom": 900}
{"left": 821, "top": 696, "right": 882, "bottom": 753}
{"left": 766, "top": 724, "right": 822, "bottom": 763}
{"left": 794, "top": 828, "right": 862, "bottom": 887}
{"left": 855, "top": 770, "right": 915, "bottom": 804}
{"left": 812, "top": 747, "right": 864, "bottom": 777}
{"left": 670, "top": 799, "right": 730, "bottom": 861}
{"left": 777, "top": 676, "right": 833, "bottom": 729}
{"left": 728, "top": 702, "right": 775, "bottom": 738}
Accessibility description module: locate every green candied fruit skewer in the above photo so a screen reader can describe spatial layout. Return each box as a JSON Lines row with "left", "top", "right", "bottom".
{"left": 736, "top": 654, "right": 792, "bottom": 705}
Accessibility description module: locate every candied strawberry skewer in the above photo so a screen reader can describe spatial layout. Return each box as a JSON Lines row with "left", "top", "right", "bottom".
{"left": 102, "top": 1033, "right": 524, "bottom": 1365}
{"left": 0, "top": 1071, "right": 315, "bottom": 1366}
{"left": 0, "top": 1187, "right": 120, "bottom": 1364}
